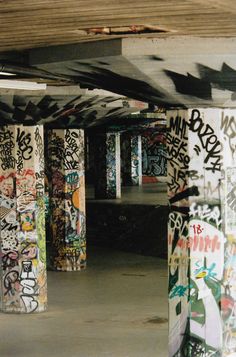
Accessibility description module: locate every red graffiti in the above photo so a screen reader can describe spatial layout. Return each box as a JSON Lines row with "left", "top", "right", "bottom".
{"left": 175, "top": 235, "right": 221, "bottom": 253}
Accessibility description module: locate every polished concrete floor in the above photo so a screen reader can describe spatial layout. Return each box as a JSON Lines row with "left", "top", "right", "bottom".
{"left": 0, "top": 247, "right": 168, "bottom": 357}
{"left": 86, "top": 182, "right": 168, "bottom": 206}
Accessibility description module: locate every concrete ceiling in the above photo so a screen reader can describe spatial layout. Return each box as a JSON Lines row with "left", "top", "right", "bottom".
{"left": 28, "top": 37, "right": 236, "bottom": 108}
{"left": 0, "top": 87, "right": 148, "bottom": 128}
{"left": 0, "top": 0, "right": 236, "bottom": 52}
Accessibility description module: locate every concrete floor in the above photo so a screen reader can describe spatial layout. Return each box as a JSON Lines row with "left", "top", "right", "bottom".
{"left": 86, "top": 182, "right": 168, "bottom": 206}
{"left": 0, "top": 247, "right": 168, "bottom": 357}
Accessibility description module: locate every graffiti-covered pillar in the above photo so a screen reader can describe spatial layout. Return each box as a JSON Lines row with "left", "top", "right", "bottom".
{"left": 121, "top": 133, "right": 142, "bottom": 186}
{"left": 94, "top": 132, "right": 121, "bottom": 199}
{"left": 167, "top": 108, "right": 236, "bottom": 356}
{"left": 142, "top": 129, "right": 167, "bottom": 181}
{"left": 46, "top": 129, "right": 86, "bottom": 271}
{"left": 0, "top": 125, "right": 47, "bottom": 313}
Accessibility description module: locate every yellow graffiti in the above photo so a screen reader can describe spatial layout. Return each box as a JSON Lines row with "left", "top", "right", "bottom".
{"left": 227, "top": 234, "right": 236, "bottom": 244}
{"left": 72, "top": 188, "right": 80, "bottom": 209}
{"left": 195, "top": 271, "right": 207, "bottom": 279}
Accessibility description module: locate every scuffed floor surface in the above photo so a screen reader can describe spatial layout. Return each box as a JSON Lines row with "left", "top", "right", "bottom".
{"left": 86, "top": 182, "right": 168, "bottom": 206}
{"left": 0, "top": 247, "right": 168, "bottom": 357}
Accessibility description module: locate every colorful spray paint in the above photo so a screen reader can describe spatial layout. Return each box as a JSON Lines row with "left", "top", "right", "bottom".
{"left": 0, "top": 125, "right": 47, "bottom": 313}
{"left": 167, "top": 109, "right": 236, "bottom": 356}
{"left": 142, "top": 129, "right": 167, "bottom": 180}
{"left": 121, "top": 133, "right": 142, "bottom": 186}
{"left": 94, "top": 132, "right": 121, "bottom": 199}
{"left": 46, "top": 129, "right": 86, "bottom": 271}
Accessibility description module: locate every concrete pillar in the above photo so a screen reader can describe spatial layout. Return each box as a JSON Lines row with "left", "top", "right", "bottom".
{"left": 0, "top": 125, "right": 47, "bottom": 313}
{"left": 47, "top": 129, "right": 86, "bottom": 271}
{"left": 167, "top": 108, "right": 236, "bottom": 356}
{"left": 94, "top": 132, "right": 121, "bottom": 199}
{"left": 142, "top": 129, "right": 167, "bottom": 179}
{"left": 121, "top": 133, "right": 142, "bottom": 186}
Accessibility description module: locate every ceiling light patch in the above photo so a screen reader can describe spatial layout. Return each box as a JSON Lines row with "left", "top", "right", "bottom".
{"left": 0, "top": 80, "right": 46, "bottom": 90}
{"left": 0, "top": 71, "right": 16, "bottom": 76}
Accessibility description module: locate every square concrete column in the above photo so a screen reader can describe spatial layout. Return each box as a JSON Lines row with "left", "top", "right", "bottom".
{"left": 121, "top": 133, "right": 142, "bottom": 186}
{"left": 142, "top": 129, "right": 167, "bottom": 178}
{"left": 167, "top": 108, "right": 236, "bottom": 356}
{"left": 0, "top": 125, "right": 47, "bottom": 313}
{"left": 46, "top": 129, "right": 86, "bottom": 271}
{"left": 94, "top": 132, "right": 121, "bottom": 199}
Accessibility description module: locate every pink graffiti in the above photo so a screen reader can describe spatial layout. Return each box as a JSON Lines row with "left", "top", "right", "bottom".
{"left": 176, "top": 235, "right": 221, "bottom": 253}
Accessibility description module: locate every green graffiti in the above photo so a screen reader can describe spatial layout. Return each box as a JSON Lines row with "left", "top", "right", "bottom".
{"left": 36, "top": 201, "right": 46, "bottom": 264}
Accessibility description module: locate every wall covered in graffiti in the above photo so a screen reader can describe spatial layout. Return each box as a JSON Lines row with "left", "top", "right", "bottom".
{"left": 121, "top": 133, "right": 142, "bottom": 186}
{"left": 142, "top": 129, "right": 167, "bottom": 181}
{"left": 94, "top": 132, "right": 121, "bottom": 199}
{"left": 131, "top": 135, "right": 142, "bottom": 186}
{"left": 46, "top": 129, "right": 86, "bottom": 271}
{"left": 167, "top": 108, "right": 236, "bottom": 357}
{"left": 0, "top": 125, "right": 47, "bottom": 313}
